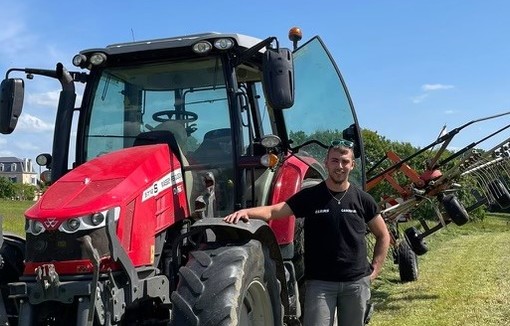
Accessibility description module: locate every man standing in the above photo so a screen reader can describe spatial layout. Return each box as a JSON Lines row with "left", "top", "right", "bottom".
{"left": 224, "top": 140, "right": 390, "bottom": 326}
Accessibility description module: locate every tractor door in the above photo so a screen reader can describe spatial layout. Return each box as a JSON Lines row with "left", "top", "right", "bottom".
{"left": 286, "top": 37, "right": 366, "bottom": 187}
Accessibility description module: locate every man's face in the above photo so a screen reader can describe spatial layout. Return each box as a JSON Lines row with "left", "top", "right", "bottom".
{"left": 325, "top": 147, "right": 355, "bottom": 184}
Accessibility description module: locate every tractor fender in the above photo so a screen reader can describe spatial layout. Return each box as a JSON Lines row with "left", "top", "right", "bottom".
{"left": 191, "top": 218, "right": 290, "bottom": 314}
{"left": 269, "top": 155, "right": 322, "bottom": 245}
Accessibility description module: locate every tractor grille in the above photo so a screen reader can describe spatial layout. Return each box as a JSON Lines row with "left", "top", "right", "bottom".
{"left": 25, "top": 228, "right": 110, "bottom": 262}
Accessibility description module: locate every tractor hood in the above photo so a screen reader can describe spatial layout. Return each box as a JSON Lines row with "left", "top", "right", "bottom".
{"left": 26, "top": 144, "right": 176, "bottom": 219}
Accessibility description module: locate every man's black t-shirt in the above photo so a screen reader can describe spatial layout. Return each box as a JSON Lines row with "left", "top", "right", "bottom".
{"left": 286, "top": 182, "right": 379, "bottom": 282}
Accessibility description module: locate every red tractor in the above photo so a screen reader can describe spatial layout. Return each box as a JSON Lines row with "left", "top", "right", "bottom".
{"left": 0, "top": 28, "right": 366, "bottom": 325}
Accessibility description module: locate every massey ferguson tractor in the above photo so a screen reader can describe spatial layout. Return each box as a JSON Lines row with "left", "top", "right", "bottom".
{"left": 0, "top": 28, "right": 367, "bottom": 325}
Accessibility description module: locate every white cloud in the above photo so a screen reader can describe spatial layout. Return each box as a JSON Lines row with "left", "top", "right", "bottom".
{"left": 0, "top": 150, "right": 15, "bottom": 157}
{"left": 0, "top": 138, "right": 6, "bottom": 145}
{"left": 422, "top": 84, "right": 455, "bottom": 91}
{"left": 444, "top": 110, "right": 456, "bottom": 114}
{"left": 17, "top": 113, "right": 54, "bottom": 132}
{"left": 411, "top": 94, "right": 429, "bottom": 104}
{"left": 15, "top": 141, "right": 40, "bottom": 151}
{"left": 27, "top": 91, "right": 60, "bottom": 109}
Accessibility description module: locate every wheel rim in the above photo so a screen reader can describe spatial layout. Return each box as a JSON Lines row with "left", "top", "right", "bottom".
{"left": 239, "top": 279, "right": 274, "bottom": 326}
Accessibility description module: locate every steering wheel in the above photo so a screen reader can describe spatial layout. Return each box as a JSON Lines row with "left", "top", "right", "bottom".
{"left": 152, "top": 110, "right": 198, "bottom": 123}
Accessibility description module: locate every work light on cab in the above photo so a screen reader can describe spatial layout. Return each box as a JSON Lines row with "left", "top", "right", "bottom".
{"left": 89, "top": 52, "right": 107, "bottom": 66}
{"left": 192, "top": 41, "right": 212, "bottom": 54}
{"left": 214, "top": 38, "right": 234, "bottom": 50}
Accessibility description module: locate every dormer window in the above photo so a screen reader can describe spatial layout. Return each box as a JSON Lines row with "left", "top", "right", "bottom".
{"left": 0, "top": 163, "right": 3, "bottom": 171}
{"left": 11, "top": 163, "right": 17, "bottom": 171}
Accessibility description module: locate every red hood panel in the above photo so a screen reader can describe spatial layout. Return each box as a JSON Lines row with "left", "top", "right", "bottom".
{"left": 27, "top": 144, "right": 173, "bottom": 218}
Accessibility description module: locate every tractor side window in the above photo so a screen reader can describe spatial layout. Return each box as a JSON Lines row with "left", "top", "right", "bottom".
{"left": 240, "top": 82, "right": 274, "bottom": 156}
{"left": 86, "top": 74, "right": 127, "bottom": 159}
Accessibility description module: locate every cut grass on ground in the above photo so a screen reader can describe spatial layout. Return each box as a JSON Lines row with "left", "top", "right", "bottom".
{"left": 370, "top": 214, "right": 510, "bottom": 326}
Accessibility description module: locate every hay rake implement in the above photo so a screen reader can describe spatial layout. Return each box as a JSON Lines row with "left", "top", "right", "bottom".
{"left": 366, "top": 112, "right": 510, "bottom": 282}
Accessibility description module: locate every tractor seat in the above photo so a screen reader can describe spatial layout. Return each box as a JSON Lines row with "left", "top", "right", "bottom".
{"left": 191, "top": 128, "right": 232, "bottom": 163}
{"left": 134, "top": 130, "right": 184, "bottom": 163}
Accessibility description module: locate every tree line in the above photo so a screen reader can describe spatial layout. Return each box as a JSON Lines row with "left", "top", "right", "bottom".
{"left": 0, "top": 177, "right": 38, "bottom": 201}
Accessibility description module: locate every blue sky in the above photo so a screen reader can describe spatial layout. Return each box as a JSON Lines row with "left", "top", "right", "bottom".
{"left": 1, "top": 1, "right": 510, "bottom": 164}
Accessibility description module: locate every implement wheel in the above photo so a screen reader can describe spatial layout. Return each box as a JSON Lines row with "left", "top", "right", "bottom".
{"left": 441, "top": 194, "right": 469, "bottom": 226}
{"left": 404, "top": 227, "right": 428, "bottom": 256}
{"left": 397, "top": 240, "right": 419, "bottom": 283}
{"left": 171, "top": 240, "right": 282, "bottom": 326}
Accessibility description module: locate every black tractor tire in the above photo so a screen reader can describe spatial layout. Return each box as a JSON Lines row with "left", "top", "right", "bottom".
{"left": 0, "top": 233, "right": 25, "bottom": 325}
{"left": 441, "top": 194, "right": 470, "bottom": 226}
{"left": 404, "top": 227, "right": 428, "bottom": 256}
{"left": 171, "top": 240, "right": 282, "bottom": 326}
{"left": 397, "top": 239, "right": 419, "bottom": 283}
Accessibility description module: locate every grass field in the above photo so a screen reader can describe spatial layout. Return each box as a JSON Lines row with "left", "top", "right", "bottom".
{"left": 1, "top": 199, "right": 509, "bottom": 325}
{"left": 371, "top": 214, "right": 510, "bottom": 326}
{"left": 0, "top": 199, "right": 33, "bottom": 235}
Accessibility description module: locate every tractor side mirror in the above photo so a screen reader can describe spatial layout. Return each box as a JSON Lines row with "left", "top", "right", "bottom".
{"left": 342, "top": 123, "right": 362, "bottom": 159}
{"left": 0, "top": 78, "right": 24, "bottom": 134}
{"left": 262, "top": 48, "right": 294, "bottom": 109}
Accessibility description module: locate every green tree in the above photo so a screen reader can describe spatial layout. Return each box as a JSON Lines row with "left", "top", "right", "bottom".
{"left": 0, "top": 177, "right": 15, "bottom": 199}
{"left": 12, "top": 183, "right": 37, "bottom": 201}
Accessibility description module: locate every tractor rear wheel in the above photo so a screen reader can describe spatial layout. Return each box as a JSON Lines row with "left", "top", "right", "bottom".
{"left": 397, "top": 239, "right": 419, "bottom": 283}
{"left": 171, "top": 240, "right": 282, "bottom": 326}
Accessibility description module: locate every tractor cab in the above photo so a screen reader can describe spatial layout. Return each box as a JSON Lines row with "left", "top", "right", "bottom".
{"left": 1, "top": 31, "right": 364, "bottom": 219}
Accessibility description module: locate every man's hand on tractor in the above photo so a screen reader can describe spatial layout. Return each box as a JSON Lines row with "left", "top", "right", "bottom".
{"left": 223, "top": 210, "right": 250, "bottom": 224}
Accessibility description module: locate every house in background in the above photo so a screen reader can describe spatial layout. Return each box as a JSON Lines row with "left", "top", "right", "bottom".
{"left": 0, "top": 157, "right": 38, "bottom": 186}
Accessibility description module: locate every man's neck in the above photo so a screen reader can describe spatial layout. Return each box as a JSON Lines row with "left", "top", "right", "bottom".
{"left": 325, "top": 179, "right": 350, "bottom": 192}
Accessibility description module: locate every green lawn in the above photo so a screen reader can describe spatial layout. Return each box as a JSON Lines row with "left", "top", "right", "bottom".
{"left": 0, "top": 199, "right": 33, "bottom": 236}
{"left": 370, "top": 214, "right": 510, "bottom": 326}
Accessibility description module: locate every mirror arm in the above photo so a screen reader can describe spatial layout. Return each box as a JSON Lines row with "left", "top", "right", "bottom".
{"left": 233, "top": 37, "right": 277, "bottom": 67}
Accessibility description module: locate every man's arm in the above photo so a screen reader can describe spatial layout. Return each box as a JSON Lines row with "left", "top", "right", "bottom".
{"left": 223, "top": 202, "right": 293, "bottom": 224}
{"left": 367, "top": 214, "right": 390, "bottom": 280}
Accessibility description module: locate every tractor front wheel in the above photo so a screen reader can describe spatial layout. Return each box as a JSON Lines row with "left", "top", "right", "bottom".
{"left": 171, "top": 239, "right": 282, "bottom": 326}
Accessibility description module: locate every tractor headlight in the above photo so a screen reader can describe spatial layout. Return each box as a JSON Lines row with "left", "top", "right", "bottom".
{"left": 26, "top": 219, "right": 46, "bottom": 236}
{"left": 66, "top": 218, "right": 81, "bottom": 232}
{"left": 261, "top": 135, "right": 281, "bottom": 149}
{"left": 59, "top": 207, "right": 120, "bottom": 234}
{"left": 91, "top": 212, "right": 105, "bottom": 226}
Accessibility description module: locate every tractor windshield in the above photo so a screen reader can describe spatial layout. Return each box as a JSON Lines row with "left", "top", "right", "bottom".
{"left": 84, "top": 57, "right": 236, "bottom": 214}
{"left": 84, "top": 58, "right": 230, "bottom": 159}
